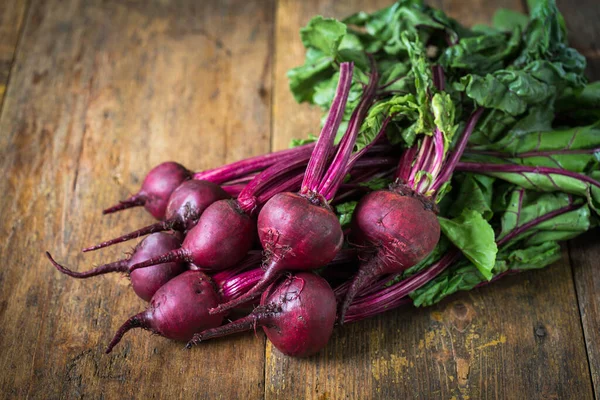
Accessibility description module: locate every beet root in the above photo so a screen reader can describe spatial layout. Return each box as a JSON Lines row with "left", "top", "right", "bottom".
{"left": 103, "top": 161, "right": 192, "bottom": 220}
{"left": 339, "top": 188, "right": 440, "bottom": 322}
{"left": 47, "top": 232, "right": 185, "bottom": 302}
{"left": 209, "top": 192, "right": 343, "bottom": 314}
{"left": 188, "top": 272, "right": 336, "bottom": 357}
{"left": 128, "top": 199, "right": 257, "bottom": 272}
{"left": 84, "top": 180, "right": 228, "bottom": 252}
{"left": 106, "top": 270, "right": 223, "bottom": 353}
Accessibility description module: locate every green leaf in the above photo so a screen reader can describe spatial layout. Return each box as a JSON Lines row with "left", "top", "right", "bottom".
{"left": 288, "top": 48, "right": 336, "bottom": 103}
{"left": 456, "top": 70, "right": 555, "bottom": 116}
{"left": 300, "top": 16, "right": 347, "bottom": 57}
{"left": 432, "top": 92, "right": 458, "bottom": 148}
{"left": 410, "top": 259, "right": 484, "bottom": 307}
{"left": 498, "top": 190, "right": 591, "bottom": 244}
{"left": 440, "top": 28, "right": 521, "bottom": 75}
{"left": 438, "top": 209, "right": 498, "bottom": 280}
{"left": 449, "top": 173, "right": 496, "bottom": 220}
{"left": 492, "top": 8, "right": 529, "bottom": 31}
{"left": 335, "top": 201, "right": 358, "bottom": 228}
{"left": 289, "top": 134, "right": 318, "bottom": 148}
{"left": 501, "top": 241, "right": 562, "bottom": 271}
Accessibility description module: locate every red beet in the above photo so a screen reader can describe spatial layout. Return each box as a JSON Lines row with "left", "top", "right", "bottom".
{"left": 84, "top": 180, "right": 229, "bottom": 252}
{"left": 103, "top": 161, "right": 191, "bottom": 220}
{"left": 188, "top": 272, "right": 336, "bottom": 358}
{"left": 127, "top": 199, "right": 256, "bottom": 272}
{"left": 209, "top": 192, "right": 343, "bottom": 313}
{"left": 105, "top": 270, "right": 223, "bottom": 353}
{"left": 338, "top": 187, "right": 440, "bottom": 322}
{"left": 47, "top": 232, "right": 185, "bottom": 301}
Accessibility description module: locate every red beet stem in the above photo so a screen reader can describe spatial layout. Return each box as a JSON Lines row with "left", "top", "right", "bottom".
{"left": 318, "top": 64, "right": 379, "bottom": 200}
{"left": 302, "top": 62, "right": 354, "bottom": 191}
{"left": 82, "top": 220, "right": 174, "bottom": 253}
{"left": 237, "top": 153, "right": 311, "bottom": 214}
{"left": 46, "top": 252, "right": 129, "bottom": 278}
{"left": 208, "top": 260, "right": 282, "bottom": 314}
{"left": 430, "top": 107, "right": 484, "bottom": 192}
{"left": 186, "top": 311, "right": 270, "bottom": 348}
{"left": 337, "top": 255, "right": 382, "bottom": 324}
{"left": 128, "top": 248, "right": 189, "bottom": 272}
{"left": 102, "top": 194, "right": 145, "bottom": 215}
{"left": 193, "top": 143, "right": 315, "bottom": 184}
{"left": 105, "top": 313, "right": 147, "bottom": 354}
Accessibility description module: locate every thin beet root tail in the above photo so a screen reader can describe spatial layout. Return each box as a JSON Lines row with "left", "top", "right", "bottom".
{"left": 128, "top": 248, "right": 189, "bottom": 272}
{"left": 208, "top": 261, "right": 282, "bottom": 315}
{"left": 102, "top": 194, "right": 146, "bottom": 215}
{"left": 186, "top": 313, "right": 266, "bottom": 348}
{"left": 82, "top": 220, "right": 175, "bottom": 253}
{"left": 338, "top": 256, "right": 382, "bottom": 325}
{"left": 105, "top": 313, "right": 147, "bottom": 354}
{"left": 46, "top": 252, "right": 129, "bottom": 278}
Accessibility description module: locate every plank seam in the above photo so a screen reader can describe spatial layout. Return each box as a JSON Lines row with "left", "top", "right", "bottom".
{"left": 567, "top": 241, "right": 598, "bottom": 399}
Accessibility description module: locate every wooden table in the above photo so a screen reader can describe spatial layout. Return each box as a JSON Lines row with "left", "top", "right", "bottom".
{"left": 0, "top": 0, "right": 598, "bottom": 398}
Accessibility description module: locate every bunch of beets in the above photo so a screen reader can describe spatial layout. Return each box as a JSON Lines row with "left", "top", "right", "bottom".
{"left": 48, "top": 0, "right": 600, "bottom": 357}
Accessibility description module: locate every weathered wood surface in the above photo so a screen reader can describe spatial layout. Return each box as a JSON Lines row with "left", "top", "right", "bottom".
{"left": 0, "top": 0, "right": 273, "bottom": 398}
{"left": 558, "top": 1, "right": 600, "bottom": 397}
{"left": 0, "top": 0, "right": 28, "bottom": 106}
{"left": 0, "top": 0, "right": 597, "bottom": 399}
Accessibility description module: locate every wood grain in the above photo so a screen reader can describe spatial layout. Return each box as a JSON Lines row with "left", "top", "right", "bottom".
{"left": 0, "top": 0, "right": 598, "bottom": 398}
{"left": 267, "top": 1, "right": 594, "bottom": 399}
{"left": 570, "top": 233, "right": 600, "bottom": 399}
{"left": 0, "top": 0, "right": 28, "bottom": 107}
{"left": 558, "top": 1, "right": 600, "bottom": 397}
{"left": 0, "top": 0, "right": 273, "bottom": 398}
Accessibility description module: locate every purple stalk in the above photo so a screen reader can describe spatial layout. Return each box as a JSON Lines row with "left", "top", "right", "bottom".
{"left": 342, "top": 250, "right": 461, "bottom": 322}
{"left": 194, "top": 143, "right": 315, "bottom": 184}
{"left": 237, "top": 153, "right": 312, "bottom": 214}
{"left": 222, "top": 184, "right": 246, "bottom": 197}
{"left": 396, "top": 146, "right": 418, "bottom": 183}
{"left": 455, "top": 162, "right": 600, "bottom": 190}
{"left": 302, "top": 62, "right": 354, "bottom": 191}
{"left": 319, "top": 71, "right": 380, "bottom": 200}
{"left": 429, "top": 107, "right": 485, "bottom": 193}
{"left": 218, "top": 268, "right": 265, "bottom": 303}
{"left": 432, "top": 65, "right": 446, "bottom": 91}
{"left": 496, "top": 202, "right": 580, "bottom": 246}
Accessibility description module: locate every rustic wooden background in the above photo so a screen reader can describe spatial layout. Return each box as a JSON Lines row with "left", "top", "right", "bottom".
{"left": 0, "top": 0, "right": 598, "bottom": 398}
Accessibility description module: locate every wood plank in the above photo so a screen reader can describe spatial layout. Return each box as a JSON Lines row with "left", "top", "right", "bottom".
{"left": 267, "top": 1, "right": 594, "bottom": 399}
{"left": 0, "top": 0, "right": 28, "bottom": 108}
{"left": 570, "top": 233, "right": 600, "bottom": 399}
{"left": 0, "top": 0, "right": 273, "bottom": 398}
{"left": 558, "top": 1, "right": 600, "bottom": 396}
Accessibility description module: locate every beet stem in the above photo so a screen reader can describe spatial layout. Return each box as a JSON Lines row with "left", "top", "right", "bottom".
{"left": 193, "top": 143, "right": 315, "bottom": 184}
{"left": 105, "top": 313, "right": 146, "bottom": 354}
{"left": 338, "top": 255, "right": 382, "bottom": 324}
{"left": 102, "top": 194, "right": 145, "bottom": 215}
{"left": 128, "top": 248, "right": 189, "bottom": 272}
{"left": 319, "top": 65, "right": 379, "bottom": 200}
{"left": 430, "top": 107, "right": 484, "bottom": 192}
{"left": 82, "top": 220, "right": 175, "bottom": 253}
{"left": 186, "top": 312, "right": 269, "bottom": 348}
{"left": 46, "top": 252, "right": 129, "bottom": 278}
{"left": 208, "top": 260, "right": 282, "bottom": 315}
{"left": 302, "top": 62, "right": 354, "bottom": 191}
